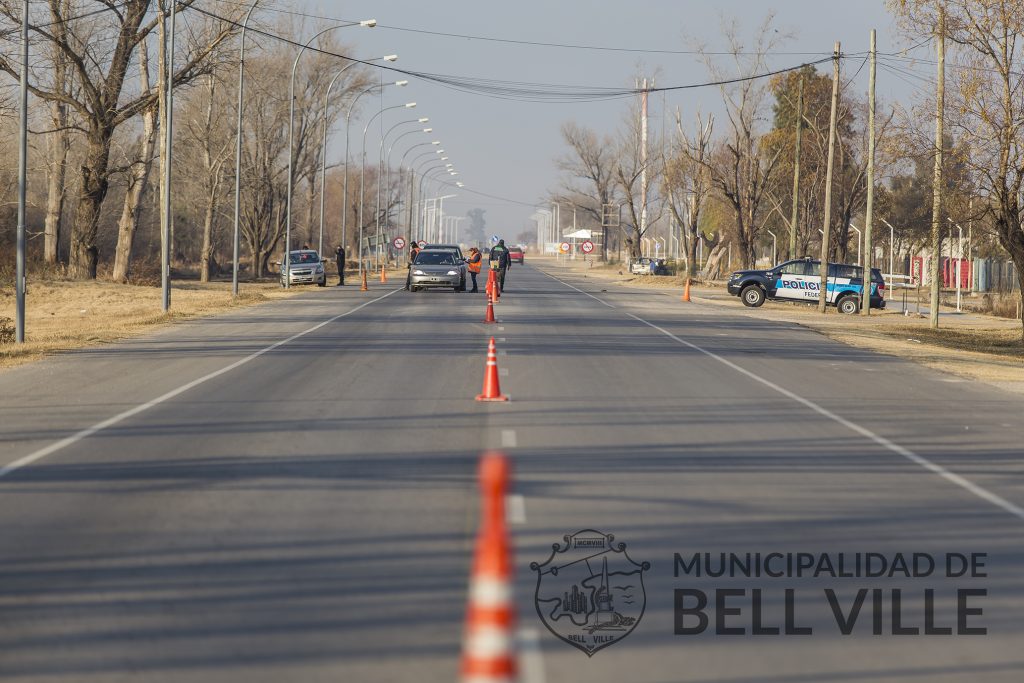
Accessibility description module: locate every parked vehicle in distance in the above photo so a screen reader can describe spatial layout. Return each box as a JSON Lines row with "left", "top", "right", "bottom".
{"left": 508, "top": 246, "right": 525, "bottom": 264}
{"left": 419, "top": 245, "right": 467, "bottom": 290}
{"left": 278, "top": 249, "right": 326, "bottom": 287}
{"left": 409, "top": 249, "right": 465, "bottom": 292}
{"left": 727, "top": 257, "right": 885, "bottom": 314}
{"left": 629, "top": 257, "right": 669, "bottom": 276}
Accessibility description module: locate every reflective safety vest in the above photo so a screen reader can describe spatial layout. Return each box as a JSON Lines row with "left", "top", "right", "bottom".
{"left": 467, "top": 252, "right": 483, "bottom": 273}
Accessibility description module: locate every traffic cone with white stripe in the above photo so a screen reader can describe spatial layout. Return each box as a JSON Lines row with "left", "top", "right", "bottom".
{"left": 380, "top": 262, "right": 388, "bottom": 283}
{"left": 483, "top": 290, "right": 497, "bottom": 323}
{"left": 485, "top": 269, "right": 495, "bottom": 299}
{"left": 461, "top": 452, "right": 516, "bottom": 683}
{"left": 475, "top": 337, "right": 508, "bottom": 402}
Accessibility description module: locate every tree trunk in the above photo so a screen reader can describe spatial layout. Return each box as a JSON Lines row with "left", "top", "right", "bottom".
{"left": 112, "top": 40, "right": 156, "bottom": 283}
{"left": 69, "top": 134, "right": 113, "bottom": 279}
{"left": 200, "top": 189, "right": 216, "bottom": 282}
{"left": 687, "top": 231, "right": 699, "bottom": 278}
{"left": 44, "top": 100, "right": 69, "bottom": 265}
{"left": 701, "top": 242, "right": 728, "bottom": 279}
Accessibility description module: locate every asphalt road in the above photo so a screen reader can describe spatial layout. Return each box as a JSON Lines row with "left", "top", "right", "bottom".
{"left": 0, "top": 263, "right": 1022, "bottom": 682}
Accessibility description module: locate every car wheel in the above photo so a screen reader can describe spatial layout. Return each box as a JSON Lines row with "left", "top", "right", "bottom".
{"left": 838, "top": 295, "right": 860, "bottom": 315}
{"left": 317, "top": 280, "right": 326, "bottom": 287}
{"left": 741, "top": 285, "right": 765, "bottom": 307}
{"left": 410, "top": 286, "right": 419, "bottom": 292}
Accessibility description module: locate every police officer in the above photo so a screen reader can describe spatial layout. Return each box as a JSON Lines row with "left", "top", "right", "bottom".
{"left": 405, "top": 239, "right": 421, "bottom": 291}
{"left": 489, "top": 239, "right": 511, "bottom": 292}
{"left": 334, "top": 245, "right": 346, "bottom": 285}
{"left": 466, "top": 247, "right": 483, "bottom": 292}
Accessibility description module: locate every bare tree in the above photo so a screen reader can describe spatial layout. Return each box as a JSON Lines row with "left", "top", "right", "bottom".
{"left": 668, "top": 110, "right": 714, "bottom": 278}
{"left": 0, "top": 1, "right": 242, "bottom": 279}
{"left": 556, "top": 122, "right": 617, "bottom": 260}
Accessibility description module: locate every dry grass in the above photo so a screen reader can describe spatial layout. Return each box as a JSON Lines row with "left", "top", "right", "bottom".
{"left": 0, "top": 280, "right": 298, "bottom": 370}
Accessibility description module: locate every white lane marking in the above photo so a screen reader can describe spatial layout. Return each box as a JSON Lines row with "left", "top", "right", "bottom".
{"left": 497, "top": 337, "right": 507, "bottom": 343}
{"left": 501, "top": 429, "right": 517, "bottom": 448}
{"left": 542, "top": 269, "right": 1024, "bottom": 523}
{"left": 498, "top": 326, "right": 505, "bottom": 331}
{"left": 517, "top": 629, "right": 546, "bottom": 683}
{"left": 0, "top": 289, "right": 402, "bottom": 480}
{"left": 506, "top": 494, "right": 527, "bottom": 524}
{"left": 499, "top": 368, "right": 509, "bottom": 377}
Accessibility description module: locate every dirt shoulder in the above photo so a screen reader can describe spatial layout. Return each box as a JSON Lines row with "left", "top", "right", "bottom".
{"left": 0, "top": 280, "right": 302, "bottom": 370}
{"left": 534, "top": 256, "right": 1024, "bottom": 394}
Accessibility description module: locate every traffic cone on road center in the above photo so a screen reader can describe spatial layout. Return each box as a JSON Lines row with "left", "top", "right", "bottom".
{"left": 476, "top": 337, "right": 509, "bottom": 402}
{"left": 460, "top": 452, "right": 517, "bottom": 683}
{"left": 380, "top": 262, "right": 388, "bottom": 283}
{"left": 485, "top": 269, "right": 495, "bottom": 298}
{"left": 682, "top": 277, "right": 691, "bottom": 302}
{"left": 360, "top": 267, "right": 368, "bottom": 292}
{"left": 483, "top": 290, "right": 497, "bottom": 324}
{"left": 493, "top": 272, "right": 501, "bottom": 303}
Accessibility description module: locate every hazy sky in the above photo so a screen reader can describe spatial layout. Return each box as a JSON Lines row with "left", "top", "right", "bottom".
{"left": 296, "top": 0, "right": 921, "bottom": 236}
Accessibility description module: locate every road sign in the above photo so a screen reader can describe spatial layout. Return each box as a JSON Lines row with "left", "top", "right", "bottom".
{"left": 559, "top": 242, "right": 571, "bottom": 254}
{"left": 392, "top": 237, "right": 406, "bottom": 250}
{"left": 580, "top": 240, "right": 595, "bottom": 254}
{"left": 417, "top": 240, "right": 427, "bottom": 248}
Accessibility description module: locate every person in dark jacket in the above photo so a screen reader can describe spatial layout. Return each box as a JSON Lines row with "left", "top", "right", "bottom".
{"left": 489, "top": 239, "right": 511, "bottom": 292}
{"left": 405, "top": 240, "right": 421, "bottom": 290}
{"left": 334, "top": 245, "right": 346, "bottom": 285}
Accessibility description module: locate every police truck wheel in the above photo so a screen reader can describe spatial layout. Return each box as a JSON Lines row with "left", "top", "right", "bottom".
{"left": 838, "top": 295, "right": 860, "bottom": 315}
{"left": 741, "top": 285, "right": 765, "bottom": 307}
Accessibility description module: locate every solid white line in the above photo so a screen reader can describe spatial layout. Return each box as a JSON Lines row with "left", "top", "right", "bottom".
{"left": 506, "top": 494, "right": 527, "bottom": 525}
{"left": 541, "top": 269, "right": 1024, "bottom": 523}
{"left": 517, "top": 628, "right": 547, "bottom": 683}
{"left": 0, "top": 289, "right": 402, "bottom": 480}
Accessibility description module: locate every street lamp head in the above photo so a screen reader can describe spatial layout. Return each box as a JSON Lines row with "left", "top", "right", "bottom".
{"left": 395, "top": 80, "right": 409, "bottom": 87}
{"left": 457, "top": 182, "right": 465, "bottom": 187}
{"left": 441, "top": 156, "right": 449, "bottom": 161}
{"left": 450, "top": 172, "right": 459, "bottom": 176}
{"left": 359, "top": 19, "right": 377, "bottom": 27}
{"left": 417, "top": 117, "right": 429, "bottom": 123}
{"left": 404, "top": 102, "right": 417, "bottom": 108}
{"left": 431, "top": 141, "right": 441, "bottom": 146}
{"left": 422, "top": 128, "right": 433, "bottom": 132}
{"left": 383, "top": 54, "right": 398, "bottom": 61}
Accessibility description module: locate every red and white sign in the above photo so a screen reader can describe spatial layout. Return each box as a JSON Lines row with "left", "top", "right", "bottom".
{"left": 418, "top": 240, "right": 428, "bottom": 248}
{"left": 559, "top": 242, "right": 571, "bottom": 254}
{"left": 392, "top": 237, "right": 407, "bottom": 250}
{"left": 580, "top": 240, "right": 595, "bottom": 254}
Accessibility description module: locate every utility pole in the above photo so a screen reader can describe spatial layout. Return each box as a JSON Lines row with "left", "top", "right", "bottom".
{"left": 161, "top": 0, "right": 176, "bottom": 312}
{"left": 640, "top": 78, "right": 649, "bottom": 255}
{"left": 862, "top": 29, "right": 876, "bottom": 316}
{"left": 818, "top": 42, "right": 841, "bottom": 313}
{"left": 15, "top": 0, "right": 27, "bottom": 342}
{"left": 789, "top": 77, "right": 803, "bottom": 260}
{"left": 929, "top": 7, "right": 945, "bottom": 330}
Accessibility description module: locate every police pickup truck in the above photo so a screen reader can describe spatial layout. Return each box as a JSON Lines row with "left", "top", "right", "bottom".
{"left": 727, "top": 258, "right": 885, "bottom": 314}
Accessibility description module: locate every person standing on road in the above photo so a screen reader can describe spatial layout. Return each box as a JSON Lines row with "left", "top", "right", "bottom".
{"left": 489, "top": 239, "right": 511, "bottom": 292}
{"left": 466, "top": 247, "right": 483, "bottom": 292}
{"left": 335, "top": 245, "right": 346, "bottom": 286}
{"left": 405, "top": 240, "right": 422, "bottom": 291}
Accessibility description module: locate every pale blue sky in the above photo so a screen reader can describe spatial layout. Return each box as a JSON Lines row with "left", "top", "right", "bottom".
{"left": 296, "top": 1, "right": 920, "bottom": 234}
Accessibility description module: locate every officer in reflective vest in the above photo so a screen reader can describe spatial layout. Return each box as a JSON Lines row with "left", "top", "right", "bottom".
{"left": 466, "top": 247, "right": 483, "bottom": 292}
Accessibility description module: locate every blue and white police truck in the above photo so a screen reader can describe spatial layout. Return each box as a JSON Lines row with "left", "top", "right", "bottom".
{"left": 727, "top": 257, "right": 885, "bottom": 314}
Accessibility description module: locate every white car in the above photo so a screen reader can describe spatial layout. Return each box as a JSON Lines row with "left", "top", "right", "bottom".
{"left": 279, "top": 249, "right": 327, "bottom": 287}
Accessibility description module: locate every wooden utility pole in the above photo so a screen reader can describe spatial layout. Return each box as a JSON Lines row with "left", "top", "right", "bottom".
{"left": 818, "top": 42, "right": 841, "bottom": 313}
{"left": 929, "top": 7, "right": 945, "bottom": 329}
{"left": 862, "top": 29, "right": 877, "bottom": 316}
{"left": 789, "top": 76, "right": 803, "bottom": 260}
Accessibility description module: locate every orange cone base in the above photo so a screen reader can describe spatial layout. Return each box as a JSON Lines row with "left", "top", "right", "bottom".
{"left": 476, "top": 393, "right": 509, "bottom": 402}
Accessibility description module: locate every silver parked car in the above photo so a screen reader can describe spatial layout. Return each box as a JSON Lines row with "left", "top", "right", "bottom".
{"left": 278, "top": 249, "right": 327, "bottom": 287}
{"left": 417, "top": 245, "right": 467, "bottom": 290}
{"left": 409, "top": 249, "right": 464, "bottom": 292}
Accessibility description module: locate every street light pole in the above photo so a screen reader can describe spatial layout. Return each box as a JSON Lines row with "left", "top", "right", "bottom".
{"left": 375, "top": 118, "right": 429, "bottom": 267}
{"left": 766, "top": 230, "right": 777, "bottom": 266}
{"left": 400, "top": 141, "right": 440, "bottom": 240}
{"left": 849, "top": 223, "right": 862, "bottom": 266}
{"left": 161, "top": 0, "right": 176, "bottom": 312}
{"left": 358, "top": 102, "right": 416, "bottom": 273}
{"left": 286, "top": 20, "right": 375, "bottom": 289}
{"left": 320, "top": 56, "right": 397, "bottom": 259}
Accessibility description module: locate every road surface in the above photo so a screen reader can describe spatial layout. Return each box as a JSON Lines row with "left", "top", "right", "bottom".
{"left": 1, "top": 263, "right": 1021, "bottom": 682}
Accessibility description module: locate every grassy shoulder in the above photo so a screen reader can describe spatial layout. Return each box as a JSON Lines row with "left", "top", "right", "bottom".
{"left": 0, "top": 279, "right": 300, "bottom": 370}
{"left": 535, "top": 256, "right": 1024, "bottom": 391}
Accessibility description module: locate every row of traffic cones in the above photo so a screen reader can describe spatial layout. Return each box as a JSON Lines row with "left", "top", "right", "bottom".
{"left": 356, "top": 261, "right": 388, "bottom": 292}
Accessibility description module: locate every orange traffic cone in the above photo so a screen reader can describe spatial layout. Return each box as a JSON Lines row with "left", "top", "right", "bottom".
{"left": 476, "top": 337, "right": 509, "bottom": 402}
{"left": 483, "top": 290, "right": 497, "bottom": 323}
{"left": 485, "top": 269, "right": 495, "bottom": 298}
{"left": 682, "top": 277, "right": 691, "bottom": 302}
{"left": 460, "top": 453, "right": 516, "bottom": 683}
{"left": 493, "top": 272, "right": 501, "bottom": 303}
{"left": 380, "top": 262, "right": 388, "bottom": 283}
{"left": 360, "top": 267, "right": 368, "bottom": 292}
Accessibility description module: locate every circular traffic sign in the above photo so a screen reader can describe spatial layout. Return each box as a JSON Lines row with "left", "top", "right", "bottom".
{"left": 559, "top": 242, "right": 571, "bottom": 254}
{"left": 392, "top": 237, "right": 406, "bottom": 250}
{"left": 417, "top": 240, "right": 427, "bottom": 248}
{"left": 580, "top": 240, "right": 595, "bottom": 254}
